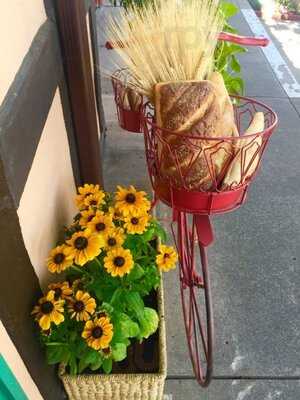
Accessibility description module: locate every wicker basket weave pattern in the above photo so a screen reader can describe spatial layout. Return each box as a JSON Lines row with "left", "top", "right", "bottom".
{"left": 60, "top": 285, "right": 167, "bottom": 400}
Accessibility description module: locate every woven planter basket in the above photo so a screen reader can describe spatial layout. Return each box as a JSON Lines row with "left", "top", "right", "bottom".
{"left": 59, "top": 285, "right": 167, "bottom": 400}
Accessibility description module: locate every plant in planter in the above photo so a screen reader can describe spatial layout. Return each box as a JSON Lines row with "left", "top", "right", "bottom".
{"left": 32, "top": 184, "right": 177, "bottom": 399}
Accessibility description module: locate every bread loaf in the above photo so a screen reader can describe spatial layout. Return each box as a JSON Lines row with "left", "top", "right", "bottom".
{"left": 155, "top": 73, "right": 237, "bottom": 191}
{"left": 222, "top": 112, "right": 264, "bottom": 189}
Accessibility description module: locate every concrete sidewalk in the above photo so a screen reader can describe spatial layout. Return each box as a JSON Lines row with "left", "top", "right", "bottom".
{"left": 97, "top": 2, "right": 300, "bottom": 398}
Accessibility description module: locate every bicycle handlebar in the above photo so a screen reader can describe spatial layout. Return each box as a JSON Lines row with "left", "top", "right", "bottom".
{"left": 105, "top": 33, "right": 269, "bottom": 50}
{"left": 218, "top": 32, "right": 269, "bottom": 47}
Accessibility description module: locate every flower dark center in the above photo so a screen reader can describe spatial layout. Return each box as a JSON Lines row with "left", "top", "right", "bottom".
{"left": 90, "top": 200, "right": 97, "bottom": 206}
{"left": 96, "top": 222, "right": 106, "bottom": 232}
{"left": 54, "top": 288, "right": 62, "bottom": 300}
{"left": 102, "top": 347, "right": 111, "bottom": 355}
{"left": 74, "top": 236, "right": 88, "bottom": 250}
{"left": 73, "top": 301, "right": 85, "bottom": 312}
{"left": 87, "top": 215, "right": 94, "bottom": 222}
{"left": 131, "top": 217, "right": 139, "bottom": 225}
{"left": 54, "top": 253, "right": 65, "bottom": 264}
{"left": 164, "top": 253, "right": 170, "bottom": 259}
{"left": 125, "top": 193, "right": 136, "bottom": 204}
{"left": 92, "top": 326, "right": 103, "bottom": 338}
{"left": 41, "top": 301, "right": 54, "bottom": 314}
{"left": 108, "top": 238, "right": 117, "bottom": 246}
{"left": 98, "top": 312, "right": 107, "bottom": 318}
{"left": 114, "top": 256, "right": 125, "bottom": 267}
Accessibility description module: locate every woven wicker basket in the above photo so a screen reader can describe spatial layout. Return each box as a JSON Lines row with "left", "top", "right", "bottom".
{"left": 59, "top": 285, "right": 167, "bottom": 400}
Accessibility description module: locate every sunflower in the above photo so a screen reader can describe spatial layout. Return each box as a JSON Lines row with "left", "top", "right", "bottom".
{"left": 115, "top": 185, "right": 150, "bottom": 216}
{"left": 47, "top": 244, "right": 74, "bottom": 273}
{"left": 82, "top": 316, "right": 113, "bottom": 350}
{"left": 104, "top": 247, "right": 134, "bottom": 277}
{"left": 156, "top": 244, "right": 178, "bottom": 272}
{"left": 84, "top": 192, "right": 105, "bottom": 209}
{"left": 79, "top": 208, "right": 97, "bottom": 228}
{"left": 75, "top": 184, "right": 104, "bottom": 210}
{"left": 101, "top": 346, "right": 112, "bottom": 359}
{"left": 48, "top": 281, "right": 72, "bottom": 300}
{"left": 124, "top": 212, "right": 150, "bottom": 235}
{"left": 87, "top": 211, "right": 114, "bottom": 237}
{"left": 103, "top": 228, "right": 125, "bottom": 250}
{"left": 68, "top": 290, "right": 96, "bottom": 321}
{"left": 66, "top": 229, "right": 104, "bottom": 266}
{"left": 31, "top": 290, "right": 65, "bottom": 331}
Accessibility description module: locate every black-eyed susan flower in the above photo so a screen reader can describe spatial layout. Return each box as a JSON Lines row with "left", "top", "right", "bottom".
{"left": 31, "top": 290, "right": 65, "bottom": 331}
{"left": 68, "top": 290, "right": 96, "bottom": 321}
{"left": 115, "top": 185, "right": 150, "bottom": 216}
{"left": 71, "top": 278, "right": 85, "bottom": 293}
{"left": 87, "top": 211, "right": 114, "bottom": 237}
{"left": 101, "top": 346, "right": 112, "bottom": 359}
{"left": 103, "top": 228, "right": 125, "bottom": 250}
{"left": 47, "top": 245, "right": 74, "bottom": 273}
{"left": 124, "top": 212, "right": 150, "bottom": 235}
{"left": 82, "top": 316, "right": 113, "bottom": 350}
{"left": 104, "top": 247, "right": 134, "bottom": 277}
{"left": 79, "top": 208, "right": 97, "bottom": 228}
{"left": 67, "top": 229, "right": 105, "bottom": 266}
{"left": 84, "top": 192, "right": 105, "bottom": 209}
{"left": 75, "top": 184, "right": 103, "bottom": 210}
{"left": 108, "top": 206, "right": 123, "bottom": 222}
{"left": 156, "top": 244, "right": 178, "bottom": 272}
{"left": 48, "top": 281, "right": 72, "bottom": 300}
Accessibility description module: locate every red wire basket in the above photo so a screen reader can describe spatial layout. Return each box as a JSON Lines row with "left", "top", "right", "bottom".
{"left": 111, "top": 70, "right": 143, "bottom": 133}
{"left": 141, "top": 96, "right": 278, "bottom": 214}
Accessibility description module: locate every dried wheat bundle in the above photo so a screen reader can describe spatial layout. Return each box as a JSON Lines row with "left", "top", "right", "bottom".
{"left": 107, "top": 0, "right": 224, "bottom": 98}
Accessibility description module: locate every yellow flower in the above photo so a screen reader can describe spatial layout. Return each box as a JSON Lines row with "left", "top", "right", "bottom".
{"left": 103, "top": 228, "right": 125, "bottom": 250}
{"left": 68, "top": 290, "right": 96, "bottom": 321}
{"left": 48, "top": 281, "right": 72, "bottom": 300}
{"left": 79, "top": 208, "right": 97, "bottom": 227}
{"left": 156, "top": 244, "right": 178, "bottom": 272}
{"left": 84, "top": 192, "right": 105, "bottom": 209}
{"left": 124, "top": 212, "right": 150, "bottom": 234}
{"left": 47, "top": 245, "right": 74, "bottom": 273}
{"left": 71, "top": 279, "right": 85, "bottom": 293}
{"left": 115, "top": 185, "right": 150, "bottom": 216}
{"left": 108, "top": 206, "right": 123, "bottom": 222}
{"left": 104, "top": 247, "right": 134, "bottom": 277}
{"left": 87, "top": 211, "right": 114, "bottom": 237}
{"left": 75, "top": 184, "right": 104, "bottom": 210}
{"left": 82, "top": 316, "right": 113, "bottom": 350}
{"left": 31, "top": 290, "right": 65, "bottom": 331}
{"left": 67, "top": 229, "right": 105, "bottom": 266}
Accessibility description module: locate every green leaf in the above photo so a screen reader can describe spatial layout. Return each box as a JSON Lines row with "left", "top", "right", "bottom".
{"left": 69, "top": 354, "right": 78, "bottom": 375}
{"left": 124, "top": 291, "right": 144, "bottom": 321}
{"left": 141, "top": 228, "right": 155, "bottom": 242}
{"left": 46, "top": 345, "right": 69, "bottom": 365}
{"left": 220, "top": 1, "right": 238, "bottom": 18}
{"left": 112, "top": 343, "right": 127, "bottom": 362}
{"left": 119, "top": 313, "right": 140, "bottom": 337}
{"left": 127, "top": 264, "right": 145, "bottom": 282}
{"left": 139, "top": 308, "right": 159, "bottom": 339}
{"left": 90, "top": 358, "right": 103, "bottom": 371}
{"left": 102, "top": 358, "right": 113, "bottom": 374}
{"left": 230, "top": 56, "right": 241, "bottom": 73}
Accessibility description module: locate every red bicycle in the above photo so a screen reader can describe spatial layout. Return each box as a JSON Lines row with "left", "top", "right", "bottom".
{"left": 108, "top": 32, "right": 278, "bottom": 387}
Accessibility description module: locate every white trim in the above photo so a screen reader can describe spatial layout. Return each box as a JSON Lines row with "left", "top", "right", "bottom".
{"left": 0, "top": 321, "right": 43, "bottom": 400}
{"left": 241, "top": 8, "right": 300, "bottom": 98}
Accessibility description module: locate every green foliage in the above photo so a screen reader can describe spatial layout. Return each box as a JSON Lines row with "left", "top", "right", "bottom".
{"left": 215, "top": 1, "right": 247, "bottom": 95}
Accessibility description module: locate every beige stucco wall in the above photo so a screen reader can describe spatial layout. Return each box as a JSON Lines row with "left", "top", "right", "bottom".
{"left": 0, "top": 321, "right": 43, "bottom": 399}
{"left": 17, "top": 89, "right": 77, "bottom": 288}
{"left": 0, "top": 0, "right": 47, "bottom": 104}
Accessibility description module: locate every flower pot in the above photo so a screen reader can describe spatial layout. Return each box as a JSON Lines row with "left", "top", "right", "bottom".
{"left": 59, "top": 286, "right": 166, "bottom": 400}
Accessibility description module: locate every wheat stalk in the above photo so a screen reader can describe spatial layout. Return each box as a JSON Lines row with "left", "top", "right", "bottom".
{"left": 106, "top": 0, "right": 224, "bottom": 98}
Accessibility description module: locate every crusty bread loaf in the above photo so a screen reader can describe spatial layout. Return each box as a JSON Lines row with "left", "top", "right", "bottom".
{"left": 155, "top": 73, "right": 237, "bottom": 191}
{"left": 222, "top": 112, "right": 264, "bottom": 189}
